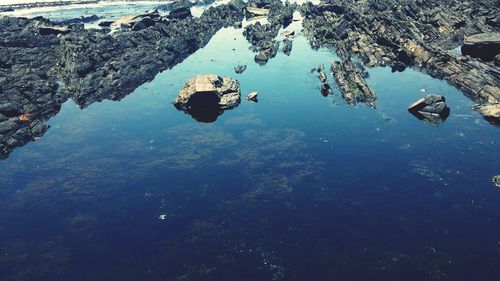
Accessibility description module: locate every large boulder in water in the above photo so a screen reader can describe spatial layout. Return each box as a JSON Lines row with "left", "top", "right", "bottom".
{"left": 173, "top": 75, "right": 241, "bottom": 122}
{"left": 408, "top": 94, "right": 450, "bottom": 125}
{"left": 461, "top": 32, "right": 500, "bottom": 62}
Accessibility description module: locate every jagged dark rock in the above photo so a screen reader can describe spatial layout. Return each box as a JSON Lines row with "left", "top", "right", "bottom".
{"left": 167, "top": 7, "right": 193, "bottom": 20}
{"left": 234, "top": 64, "right": 247, "bottom": 74}
{"left": 408, "top": 94, "right": 450, "bottom": 125}
{"left": 302, "top": 0, "right": 499, "bottom": 117}
{"left": 282, "top": 38, "right": 292, "bottom": 55}
{"left": 0, "top": 2, "right": 244, "bottom": 159}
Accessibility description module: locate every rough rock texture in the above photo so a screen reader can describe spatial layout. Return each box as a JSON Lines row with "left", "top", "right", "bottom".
{"left": 234, "top": 64, "right": 247, "bottom": 74}
{"left": 0, "top": 2, "right": 244, "bottom": 159}
{"left": 243, "top": 0, "right": 296, "bottom": 65}
{"left": 302, "top": 0, "right": 500, "bottom": 117}
{"left": 462, "top": 32, "right": 500, "bottom": 62}
{"left": 173, "top": 75, "right": 241, "bottom": 122}
{"left": 493, "top": 175, "right": 500, "bottom": 188}
{"left": 408, "top": 94, "right": 450, "bottom": 125}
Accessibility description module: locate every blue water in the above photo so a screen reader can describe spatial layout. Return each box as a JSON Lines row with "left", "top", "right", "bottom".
{"left": 0, "top": 27, "right": 499, "bottom": 281}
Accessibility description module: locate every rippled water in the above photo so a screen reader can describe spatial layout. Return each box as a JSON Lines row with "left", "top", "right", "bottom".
{"left": 0, "top": 23, "right": 499, "bottom": 281}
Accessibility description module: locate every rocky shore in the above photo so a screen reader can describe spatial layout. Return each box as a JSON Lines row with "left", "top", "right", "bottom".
{"left": 0, "top": 1, "right": 245, "bottom": 159}
{"left": 301, "top": 0, "right": 499, "bottom": 119}
{"left": 1, "top": 0, "right": 499, "bottom": 159}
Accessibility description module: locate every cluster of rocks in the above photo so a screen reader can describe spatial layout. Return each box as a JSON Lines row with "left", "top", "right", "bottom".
{"left": 0, "top": 2, "right": 245, "bottom": 159}
{"left": 301, "top": 0, "right": 500, "bottom": 123}
{"left": 242, "top": 0, "right": 296, "bottom": 65}
{"left": 331, "top": 60, "right": 376, "bottom": 107}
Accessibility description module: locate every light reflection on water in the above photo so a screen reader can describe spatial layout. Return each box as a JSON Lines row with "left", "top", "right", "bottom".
{"left": 0, "top": 27, "right": 499, "bottom": 281}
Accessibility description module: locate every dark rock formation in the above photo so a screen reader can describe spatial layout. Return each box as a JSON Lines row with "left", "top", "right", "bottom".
{"left": 302, "top": 0, "right": 500, "bottom": 116}
{"left": 282, "top": 38, "right": 292, "bottom": 55}
{"left": 331, "top": 60, "right": 376, "bottom": 107}
{"left": 234, "top": 64, "right": 247, "bottom": 74}
{"left": 168, "top": 7, "right": 193, "bottom": 20}
{"left": 408, "top": 94, "right": 450, "bottom": 125}
{"left": 243, "top": 0, "right": 297, "bottom": 64}
{"left": 462, "top": 32, "right": 500, "bottom": 62}
{"left": 173, "top": 75, "right": 241, "bottom": 122}
{"left": 0, "top": 2, "right": 244, "bottom": 159}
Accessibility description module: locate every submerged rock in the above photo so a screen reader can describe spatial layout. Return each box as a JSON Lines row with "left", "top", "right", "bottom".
{"left": 462, "top": 32, "right": 500, "bottom": 62}
{"left": 173, "top": 75, "right": 241, "bottom": 122}
{"left": 408, "top": 94, "right": 450, "bottom": 125}
{"left": 282, "top": 38, "right": 292, "bottom": 55}
{"left": 234, "top": 64, "right": 247, "bottom": 74}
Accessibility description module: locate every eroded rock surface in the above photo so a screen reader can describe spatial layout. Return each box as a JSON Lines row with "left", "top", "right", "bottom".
{"left": 408, "top": 94, "right": 450, "bottom": 125}
{"left": 173, "top": 75, "right": 241, "bottom": 122}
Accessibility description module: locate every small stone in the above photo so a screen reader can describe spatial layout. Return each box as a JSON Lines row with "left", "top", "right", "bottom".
{"left": 493, "top": 175, "right": 500, "bottom": 188}
{"left": 234, "top": 64, "right": 247, "bottom": 74}
{"left": 246, "top": 92, "right": 258, "bottom": 102}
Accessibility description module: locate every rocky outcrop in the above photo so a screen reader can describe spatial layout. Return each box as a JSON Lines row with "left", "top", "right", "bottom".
{"left": 173, "top": 75, "right": 241, "bottom": 122}
{"left": 462, "top": 32, "right": 500, "bottom": 62}
{"left": 242, "top": 0, "right": 297, "bottom": 65}
{"left": 331, "top": 60, "right": 376, "bottom": 107}
{"left": 0, "top": 2, "right": 245, "bottom": 159}
{"left": 408, "top": 94, "right": 450, "bottom": 125}
{"left": 302, "top": 0, "right": 500, "bottom": 119}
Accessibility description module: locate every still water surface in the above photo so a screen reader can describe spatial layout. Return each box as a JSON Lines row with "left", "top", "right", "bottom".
{"left": 0, "top": 26, "right": 499, "bottom": 281}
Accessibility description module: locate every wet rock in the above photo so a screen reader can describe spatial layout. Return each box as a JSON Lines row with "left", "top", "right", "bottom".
{"left": 408, "top": 94, "right": 450, "bottom": 125}
{"left": 234, "top": 64, "right": 247, "bottom": 74}
{"left": 246, "top": 92, "right": 258, "bottom": 102}
{"left": 462, "top": 32, "right": 500, "bottom": 62}
{"left": 301, "top": 0, "right": 499, "bottom": 123}
{"left": 474, "top": 104, "right": 500, "bottom": 126}
{"left": 168, "top": 7, "right": 193, "bottom": 20}
{"left": 330, "top": 60, "right": 376, "bottom": 107}
{"left": 98, "top": 20, "right": 113, "bottom": 27}
{"left": 282, "top": 38, "right": 292, "bottom": 55}
{"left": 38, "top": 26, "right": 71, "bottom": 36}
{"left": 173, "top": 75, "right": 241, "bottom": 122}
{"left": 493, "top": 175, "right": 500, "bottom": 188}
{"left": 0, "top": 2, "right": 245, "bottom": 158}
{"left": 321, "top": 84, "right": 332, "bottom": 97}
